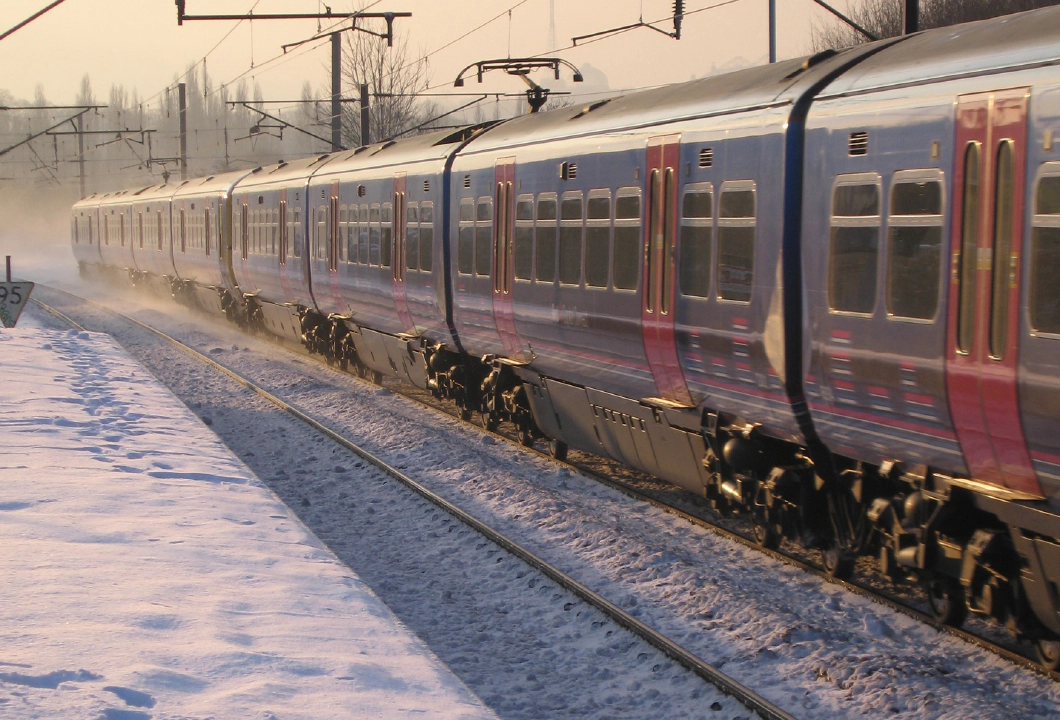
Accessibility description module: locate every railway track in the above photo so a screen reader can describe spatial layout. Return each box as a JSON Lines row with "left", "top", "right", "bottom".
{"left": 31, "top": 286, "right": 793, "bottom": 720}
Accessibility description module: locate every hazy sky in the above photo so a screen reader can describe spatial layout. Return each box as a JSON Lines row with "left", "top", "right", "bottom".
{"left": 0, "top": 0, "right": 842, "bottom": 106}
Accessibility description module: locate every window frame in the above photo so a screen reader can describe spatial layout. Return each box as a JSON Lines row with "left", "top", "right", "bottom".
{"left": 612, "top": 186, "right": 642, "bottom": 293}
{"left": 678, "top": 181, "right": 714, "bottom": 299}
{"left": 885, "top": 168, "right": 945, "bottom": 324}
{"left": 1030, "top": 161, "right": 1060, "bottom": 338}
{"left": 514, "top": 193, "right": 535, "bottom": 283}
{"left": 716, "top": 179, "right": 757, "bottom": 304}
{"left": 827, "top": 172, "right": 881, "bottom": 315}
{"left": 558, "top": 190, "right": 584, "bottom": 287}
{"left": 584, "top": 188, "right": 612, "bottom": 290}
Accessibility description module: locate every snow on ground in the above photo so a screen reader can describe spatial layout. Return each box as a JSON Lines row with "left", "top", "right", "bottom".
{"left": 0, "top": 325, "right": 497, "bottom": 720}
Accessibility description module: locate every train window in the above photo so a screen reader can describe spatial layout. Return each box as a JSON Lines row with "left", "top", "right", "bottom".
{"left": 957, "top": 143, "right": 981, "bottom": 353}
{"left": 586, "top": 192, "right": 611, "bottom": 288}
{"left": 406, "top": 201, "right": 419, "bottom": 271}
{"left": 369, "top": 204, "right": 381, "bottom": 266}
{"left": 559, "top": 194, "right": 583, "bottom": 286}
{"left": 536, "top": 196, "right": 557, "bottom": 282}
{"left": 989, "top": 141, "right": 1015, "bottom": 359}
{"left": 339, "top": 206, "right": 348, "bottom": 261}
{"left": 1031, "top": 171, "right": 1060, "bottom": 334}
{"left": 345, "top": 205, "right": 357, "bottom": 263}
{"left": 418, "top": 202, "right": 434, "bottom": 272}
{"left": 717, "top": 183, "right": 756, "bottom": 303}
{"left": 828, "top": 176, "right": 879, "bottom": 313}
{"left": 458, "top": 198, "right": 474, "bottom": 275}
{"left": 514, "top": 195, "right": 534, "bottom": 281}
{"left": 292, "top": 207, "right": 302, "bottom": 258}
{"left": 679, "top": 183, "right": 713, "bottom": 298}
{"left": 886, "top": 172, "right": 943, "bottom": 320}
{"left": 475, "top": 197, "right": 492, "bottom": 276}
{"left": 613, "top": 189, "right": 641, "bottom": 291}
{"left": 358, "top": 204, "right": 369, "bottom": 264}
{"left": 381, "top": 203, "right": 393, "bottom": 268}
{"left": 204, "top": 209, "right": 211, "bottom": 256}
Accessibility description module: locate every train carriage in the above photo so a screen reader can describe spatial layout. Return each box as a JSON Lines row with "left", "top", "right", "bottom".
{"left": 302, "top": 128, "right": 476, "bottom": 387}
{"left": 446, "top": 47, "right": 885, "bottom": 495}
{"left": 95, "top": 189, "right": 139, "bottom": 281}
{"left": 230, "top": 156, "right": 333, "bottom": 340}
{"left": 170, "top": 170, "right": 255, "bottom": 316}
{"left": 127, "top": 183, "right": 177, "bottom": 297}
{"left": 71, "top": 192, "right": 103, "bottom": 276}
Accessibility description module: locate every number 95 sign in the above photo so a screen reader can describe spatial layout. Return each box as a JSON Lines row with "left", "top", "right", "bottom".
{"left": 0, "top": 282, "right": 34, "bottom": 328}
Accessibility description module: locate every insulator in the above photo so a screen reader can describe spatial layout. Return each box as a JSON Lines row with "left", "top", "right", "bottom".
{"left": 673, "top": 0, "right": 685, "bottom": 39}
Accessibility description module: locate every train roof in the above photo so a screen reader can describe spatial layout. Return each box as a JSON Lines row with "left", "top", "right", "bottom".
{"left": 233, "top": 153, "right": 335, "bottom": 190}
{"left": 171, "top": 168, "right": 257, "bottom": 199}
{"left": 822, "top": 6, "right": 1060, "bottom": 97}
{"left": 309, "top": 124, "right": 497, "bottom": 179}
{"left": 458, "top": 47, "right": 878, "bottom": 155}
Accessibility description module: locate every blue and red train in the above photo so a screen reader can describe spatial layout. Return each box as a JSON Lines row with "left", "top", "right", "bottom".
{"left": 72, "top": 7, "right": 1060, "bottom": 668}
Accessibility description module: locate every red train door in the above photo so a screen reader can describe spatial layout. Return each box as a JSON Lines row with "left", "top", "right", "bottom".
{"left": 392, "top": 173, "right": 416, "bottom": 333}
{"left": 492, "top": 158, "right": 528, "bottom": 361}
{"left": 945, "top": 89, "right": 1040, "bottom": 496}
{"left": 641, "top": 135, "right": 692, "bottom": 406}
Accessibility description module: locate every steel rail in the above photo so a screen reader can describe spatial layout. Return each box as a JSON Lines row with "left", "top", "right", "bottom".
{"left": 31, "top": 285, "right": 796, "bottom": 720}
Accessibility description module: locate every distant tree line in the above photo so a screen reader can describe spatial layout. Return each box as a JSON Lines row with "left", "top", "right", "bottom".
{"left": 812, "top": 0, "right": 1060, "bottom": 50}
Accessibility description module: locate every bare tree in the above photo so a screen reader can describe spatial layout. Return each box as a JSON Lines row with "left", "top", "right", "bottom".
{"left": 812, "top": 0, "right": 1060, "bottom": 51}
{"left": 340, "top": 25, "right": 434, "bottom": 144}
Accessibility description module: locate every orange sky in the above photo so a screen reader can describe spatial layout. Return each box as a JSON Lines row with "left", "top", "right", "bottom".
{"left": 0, "top": 0, "right": 838, "bottom": 105}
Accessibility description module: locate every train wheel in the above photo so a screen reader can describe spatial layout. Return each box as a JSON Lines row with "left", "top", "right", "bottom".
{"left": 459, "top": 406, "right": 472, "bottom": 422}
{"left": 547, "top": 438, "right": 568, "bottom": 462}
{"left": 751, "top": 512, "right": 779, "bottom": 550}
{"left": 926, "top": 575, "right": 968, "bottom": 627}
{"left": 1036, "top": 638, "right": 1060, "bottom": 671}
{"left": 822, "top": 544, "right": 855, "bottom": 580}
{"left": 479, "top": 409, "right": 498, "bottom": 433}
{"left": 372, "top": 370, "right": 384, "bottom": 385}
{"left": 517, "top": 425, "right": 534, "bottom": 447}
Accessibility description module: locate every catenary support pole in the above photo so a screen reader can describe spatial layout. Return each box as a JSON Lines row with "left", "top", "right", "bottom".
{"left": 76, "top": 113, "right": 85, "bottom": 198}
{"left": 769, "top": 0, "right": 776, "bottom": 63}
{"left": 178, "top": 82, "right": 188, "bottom": 181}
{"left": 331, "top": 32, "right": 342, "bottom": 152}
{"left": 904, "top": 0, "right": 918, "bottom": 34}
{"left": 360, "top": 83, "right": 370, "bottom": 146}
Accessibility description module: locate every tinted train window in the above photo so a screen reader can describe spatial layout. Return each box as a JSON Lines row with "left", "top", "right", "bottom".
{"left": 613, "top": 190, "right": 641, "bottom": 290}
{"left": 406, "top": 202, "right": 419, "bottom": 271}
{"left": 957, "top": 144, "right": 981, "bottom": 353}
{"left": 369, "top": 204, "right": 381, "bottom": 265}
{"left": 358, "top": 204, "right": 369, "bottom": 264}
{"left": 380, "top": 203, "right": 393, "bottom": 267}
{"left": 458, "top": 198, "right": 474, "bottom": 275}
{"left": 717, "top": 184, "right": 755, "bottom": 302}
{"left": 585, "top": 193, "right": 610, "bottom": 288}
{"left": 829, "top": 178, "right": 879, "bottom": 313}
{"left": 514, "top": 196, "right": 534, "bottom": 281}
{"left": 475, "top": 197, "right": 492, "bottom": 276}
{"left": 419, "top": 202, "right": 434, "bottom": 272}
{"left": 536, "top": 196, "right": 557, "bottom": 282}
{"left": 1032, "top": 169, "right": 1060, "bottom": 334}
{"left": 680, "top": 184, "right": 713, "bottom": 298}
{"left": 559, "top": 195, "right": 583, "bottom": 285}
{"left": 887, "top": 174, "right": 943, "bottom": 320}
{"left": 990, "top": 142, "right": 1015, "bottom": 358}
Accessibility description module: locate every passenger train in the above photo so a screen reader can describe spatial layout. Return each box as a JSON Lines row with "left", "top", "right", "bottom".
{"left": 71, "top": 7, "right": 1060, "bottom": 669}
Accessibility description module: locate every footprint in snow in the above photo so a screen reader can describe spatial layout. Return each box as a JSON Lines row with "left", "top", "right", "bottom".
{"left": 103, "top": 686, "right": 156, "bottom": 708}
